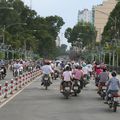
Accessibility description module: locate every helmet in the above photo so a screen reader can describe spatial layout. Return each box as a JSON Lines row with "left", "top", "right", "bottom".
{"left": 111, "top": 71, "right": 117, "bottom": 77}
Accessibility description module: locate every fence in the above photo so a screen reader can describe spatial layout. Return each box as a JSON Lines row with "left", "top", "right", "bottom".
{"left": 0, "top": 69, "right": 42, "bottom": 102}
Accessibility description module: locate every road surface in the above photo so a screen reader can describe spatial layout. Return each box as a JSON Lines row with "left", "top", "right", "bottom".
{"left": 0, "top": 77, "right": 120, "bottom": 120}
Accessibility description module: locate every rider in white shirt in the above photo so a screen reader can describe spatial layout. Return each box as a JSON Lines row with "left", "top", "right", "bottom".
{"left": 41, "top": 61, "right": 54, "bottom": 85}
{"left": 13, "top": 61, "right": 21, "bottom": 76}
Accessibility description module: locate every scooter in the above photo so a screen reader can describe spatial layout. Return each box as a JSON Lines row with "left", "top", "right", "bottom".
{"left": 42, "top": 74, "right": 51, "bottom": 90}
{"left": 54, "top": 70, "right": 59, "bottom": 80}
{"left": 0, "top": 67, "right": 6, "bottom": 80}
{"left": 62, "top": 81, "right": 72, "bottom": 99}
{"left": 107, "top": 92, "right": 120, "bottom": 112}
{"left": 72, "top": 80, "right": 81, "bottom": 96}
{"left": 83, "top": 74, "right": 90, "bottom": 87}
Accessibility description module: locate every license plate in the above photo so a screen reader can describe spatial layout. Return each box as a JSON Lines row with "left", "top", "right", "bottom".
{"left": 114, "top": 97, "right": 119, "bottom": 101}
{"left": 74, "top": 86, "right": 78, "bottom": 90}
{"left": 102, "top": 87, "right": 106, "bottom": 89}
{"left": 103, "top": 90, "right": 106, "bottom": 92}
{"left": 44, "top": 77, "right": 48, "bottom": 80}
{"left": 108, "top": 94, "right": 112, "bottom": 97}
{"left": 65, "top": 87, "right": 70, "bottom": 90}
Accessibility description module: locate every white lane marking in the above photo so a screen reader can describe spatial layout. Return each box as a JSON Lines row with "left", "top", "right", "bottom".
{"left": 0, "top": 80, "right": 35, "bottom": 109}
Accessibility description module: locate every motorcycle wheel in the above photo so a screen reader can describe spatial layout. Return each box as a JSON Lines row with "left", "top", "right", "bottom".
{"left": 102, "top": 93, "right": 106, "bottom": 100}
{"left": 64, "top": 91, "right": 69, "bottom": 99}
{"left": 74, "top": 92, "right": 77, "bottom": 96}
{"left": 109, "top": 103, "right": 112, "bottom": 108}
{"left": 65, "top": 94, "right": 69, "bottom": 99}
{"left": 113, "top": 102, "right": 117, "bottom": 112}
{"left": 45, "top": 85, "right": 48, "bottom": 90}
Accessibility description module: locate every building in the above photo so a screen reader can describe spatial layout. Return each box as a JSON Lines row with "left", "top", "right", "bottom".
{"left": 78, "top": 9, "right": 93, "bottom": 23}
{"left": 93, "top": 0, "right": 117, "bottom": 42}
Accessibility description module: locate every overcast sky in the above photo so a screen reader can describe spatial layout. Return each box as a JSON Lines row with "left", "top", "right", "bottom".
{"left": 22, "top": 0, "right": 103, "bottom": 48}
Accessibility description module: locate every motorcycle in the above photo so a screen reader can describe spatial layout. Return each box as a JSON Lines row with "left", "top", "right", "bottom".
{"left": 72, "top": 80, "right": 81, "bottom": 96}
{"left": 42, "top": 74, "right": 51, "bottom": 90}
{"left": 54, "top": 70, "right": 59, "bottom": 80}
{"left": 0, "top": 68, "right": 6, "bottom": 80}
{"left": 13, "top": 69, "right": 19, "bottom": 77}
{"left": 98, "top": 85, "right": 107, "bottom": 100}
{"left": 19, "top": 69, "right": 23, "bottom": 75}
{"left": 28, "top": 66, "right": 33, "bottom": 72}
{"left": 83, "top": 74, "right": 90, "bottom": 87}
{"left": 95, "top": 75, "right": 100, "bottom": 87}
{"left": 62, "top": 81, "right": 72, "bottom": 99}
{"left": 107, "top": 92, "right": 120, "bottom": 112}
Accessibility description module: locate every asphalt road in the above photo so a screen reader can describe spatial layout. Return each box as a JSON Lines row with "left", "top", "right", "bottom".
{"left": 0, "top": 77, "right": 120, "bottom": 120}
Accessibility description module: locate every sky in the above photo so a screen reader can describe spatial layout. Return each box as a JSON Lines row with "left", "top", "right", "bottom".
{"left": 22, "top": 0, "right": 104, "bottom": 49}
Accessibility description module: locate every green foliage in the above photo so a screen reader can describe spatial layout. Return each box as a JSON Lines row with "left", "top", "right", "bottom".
{"left": 102, "top": 1, "right": 120, "bottom": 64}
{"left": 102, "top": 2, "right": 120, "bottom": 43}
{"left": 55, "top": 44, "right": 68, "bottom": 57}
{"left": 0, "top": 0, "right": 65, "bottom": 59}
{"left": 65, "top": 22, "right": 96, "bottom": 48}
{"left": 0, "top": 51, "right": 5, "bottom": 59}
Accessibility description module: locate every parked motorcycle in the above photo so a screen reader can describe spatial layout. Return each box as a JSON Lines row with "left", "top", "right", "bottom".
{"left": 42, "top": 74, "right": 51, "bottom": 90}
{"left": 107, "top": 93, "right": 120, "bottom": 112}
{"left": 72, "top": 80, "right": 81, "bottom": 96}
{"left": 62, "top": 81, "right": 72, "bottom": 99}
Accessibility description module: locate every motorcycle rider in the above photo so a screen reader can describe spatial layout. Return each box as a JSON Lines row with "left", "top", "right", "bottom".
{"left": 0, "top": 64, "right": 6, "bottom": 79}
{"left": 60, "top": 65, "right": 72, "bottom": 92}
{"left": 41, "top": 60, "right": 54, "bottom": 85}
{"left": 105, "top": 71, "right": 120, "bottom": 103}
{"left": 95, "top": 65, "right": 103, "bottom": 86}
{"left": 82, "top": 64, "right": 90, "bottom": 83}
{"left": 97, "top": 68, "right": 109, "bottom": 93}
{"left": 72, "top": 65, "right": 84, "bottom": 89}
{"left": 13, "top": 60, "right": 21, "bottom": 77}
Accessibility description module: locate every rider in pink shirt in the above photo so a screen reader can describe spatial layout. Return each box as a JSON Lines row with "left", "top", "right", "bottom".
{"left": 72, "top": 66, "right": 84, "bottom": 80}
{"left": 72, "top": 66, "right": 84, "bottom": 89}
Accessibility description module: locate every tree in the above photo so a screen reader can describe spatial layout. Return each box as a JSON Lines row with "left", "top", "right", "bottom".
{"left": 0, "top": 0, "right": 65, "bottom": 59}
{"left": 65, "top": 22, "right": 96, "bottom": 48}
{"left": 102, "top": 1, "right": 120, "bottom": 66}
{"left": 102, "top": 2, "right": 120, "bottom": 44}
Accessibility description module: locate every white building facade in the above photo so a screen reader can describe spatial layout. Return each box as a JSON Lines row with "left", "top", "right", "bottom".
{"left": 78, "top": 9, "right": 93, "bottom": 23}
